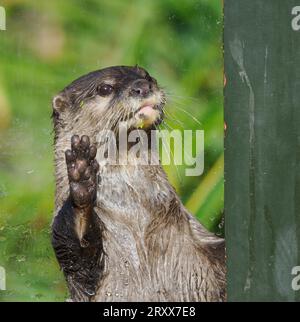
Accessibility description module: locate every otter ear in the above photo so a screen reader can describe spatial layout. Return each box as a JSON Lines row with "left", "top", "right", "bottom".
{"left": 52, "top": 92, "right": 69, "bottom": 112}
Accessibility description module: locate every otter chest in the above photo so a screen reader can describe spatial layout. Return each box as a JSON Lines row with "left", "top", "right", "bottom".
{"left": 95, "top": 164, "right": 170, "bottom": 213}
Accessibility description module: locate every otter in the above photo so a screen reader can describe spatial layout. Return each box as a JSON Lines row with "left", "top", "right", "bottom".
{"left": 51, "top": 65, "right": 226, "bottom": 302}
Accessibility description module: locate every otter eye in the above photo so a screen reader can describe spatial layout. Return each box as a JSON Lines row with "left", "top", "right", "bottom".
{"left": 97, "top": 84, "right": 114, "bottom": 96}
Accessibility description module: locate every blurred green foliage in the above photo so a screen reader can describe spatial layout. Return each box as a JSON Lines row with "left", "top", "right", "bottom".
{"left": 0, "top": 0, "right": 223, "bottom": 301}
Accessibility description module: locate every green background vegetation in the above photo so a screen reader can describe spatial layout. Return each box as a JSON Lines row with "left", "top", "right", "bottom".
{"left": 0, "top": 0, "right": 223, "bottom": 301}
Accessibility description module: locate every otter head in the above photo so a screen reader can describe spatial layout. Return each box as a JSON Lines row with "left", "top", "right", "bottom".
{"left": 52, "top": 66, "right": 166, "bottom": 141}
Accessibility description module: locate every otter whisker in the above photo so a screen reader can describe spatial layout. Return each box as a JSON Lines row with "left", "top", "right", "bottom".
{"left": 163, "top": 116, "right": 184, "bottom": 129}
{"left": 163, "top": 110, "right": 185, "bottom": 128}
{"left": 154, "top": 124, "right": 183, "bottom": 186}
{"left": 160, "top": 120, "right": 175, "bottom": 132}
{"left": 165, "top": 91, "right": 200, "bottom": 103}
{"left": 168, "top": 104, "right": 202, "bottom": 127}
{"left": 110, "top": 108, "right": 126, "bottom": 133}
{"left": 101, "top": 105, "right": 123, "bottom": 132}
{"left": 162, "top": 94, "right": 203, "bottom": 127}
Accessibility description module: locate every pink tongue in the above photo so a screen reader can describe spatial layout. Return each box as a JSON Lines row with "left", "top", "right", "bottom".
{"left": 138, "top": 105, "right": 155, "bottom": 117}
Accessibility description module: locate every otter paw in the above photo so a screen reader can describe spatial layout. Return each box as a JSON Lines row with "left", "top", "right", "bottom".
{"left": 65, "top": 135, "right": 99, "bottom": 208}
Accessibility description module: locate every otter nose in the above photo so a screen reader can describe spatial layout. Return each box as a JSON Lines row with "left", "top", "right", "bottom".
{"left": 131, "top": 80, "right": 151, "bottom": 97}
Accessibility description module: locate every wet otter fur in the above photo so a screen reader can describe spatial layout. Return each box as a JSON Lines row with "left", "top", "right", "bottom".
{"left": 51, "top": 65, "right": 226, "bottom": 302}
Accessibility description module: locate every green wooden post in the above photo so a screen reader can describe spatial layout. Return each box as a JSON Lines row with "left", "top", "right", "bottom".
{"left": 225, "top": 0, "right": 300, "bottom": 301}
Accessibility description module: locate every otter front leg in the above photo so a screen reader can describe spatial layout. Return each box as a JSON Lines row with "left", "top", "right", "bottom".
{"left": 51, "top": 135, "right": 104, "bottom": 302}
{"left": 65, "top": 135, "right": 100, "bottom": 245}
